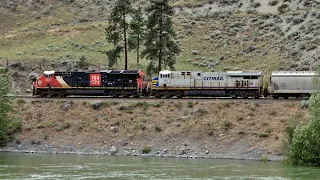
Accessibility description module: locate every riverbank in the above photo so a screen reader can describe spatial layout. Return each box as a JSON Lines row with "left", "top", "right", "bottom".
{"left": 1, "top": 99, "right": 309, "bottom": 162}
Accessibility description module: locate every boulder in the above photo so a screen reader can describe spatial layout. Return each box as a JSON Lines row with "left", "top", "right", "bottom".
{"left": 90, "top": 101, "right": 101, "bottom": 110}
{"left": 191, "top": 50, "right": 200, "bottom": 55}
{"left": 109, "top": 146, "right": 118, "bottom": 155}
{"left": 62, "top": 101, "right": 73, "bottom": 111}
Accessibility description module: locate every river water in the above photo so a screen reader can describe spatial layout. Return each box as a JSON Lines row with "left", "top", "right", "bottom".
{"left": 0, "top": 153, "right": 319, "bottom": 180}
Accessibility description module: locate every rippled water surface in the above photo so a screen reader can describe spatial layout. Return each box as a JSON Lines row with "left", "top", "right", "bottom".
{"left": 0, "top": 152, "right": 319, "bottom": 180}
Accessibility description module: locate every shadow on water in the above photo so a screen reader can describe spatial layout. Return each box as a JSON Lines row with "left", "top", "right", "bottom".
{"left": 0, "top": 152, "right": 319, "bottom": 180}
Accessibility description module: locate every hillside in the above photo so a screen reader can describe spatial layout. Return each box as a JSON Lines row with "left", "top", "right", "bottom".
{"left": 2, "top": 99, "right": 309, "bottom": 161}
{"left": 0, "top": 0, "right": 319, "bottom": 93}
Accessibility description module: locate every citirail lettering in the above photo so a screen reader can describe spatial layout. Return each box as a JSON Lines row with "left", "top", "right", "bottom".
{"left": 203, "top": 76, "right": 224, "bottom": 81}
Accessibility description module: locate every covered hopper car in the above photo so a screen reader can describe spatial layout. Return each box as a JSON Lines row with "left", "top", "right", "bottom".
{"left": 267, "top": 71, "right": 315, "bottom": 99}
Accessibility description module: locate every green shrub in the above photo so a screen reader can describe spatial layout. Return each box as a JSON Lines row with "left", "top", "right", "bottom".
{"left": 77, "top": 54, "right": 89, "bottom": 68}
{"left": 0, "top": 76, "right": 21, "bottom": 146}
{"left": 16, "top": 99, "right": 26, "bottom": 105}
{"left": 259, "top": 133, "right": 270, "bottom": 138}
{"left": 261, "top": 154, "right": 269, "bottom": 163}
{"left": 236, "top": 116, "right": 244, "bottom": 121}
{"left": 155, "top": 125, "right": 162, "bottom": 132}
{"left": 101, "top": 101, "right": 119, "bottom": 107}
{"left": 282, "top": 113, "right": 303, "bottom": 154}
{"left": 187, "top": 101, "right": 194, "bottom": 108}
{"left": 217, "top": 102, "right": 234, "bottom": 109}
{"left": 287, "top": 94, "right": 320, "bottom": 166}
{"left": 300, "top": 100, "right": 309, "bottom": 109}
{"left": 153, "top": 103, "right": 161, "bottom": 108}
{"left": 142, "top": 146, "right": 152, "bottom": 154}
{"left": 222, "top": 120, "right": 232, "bottom": 131}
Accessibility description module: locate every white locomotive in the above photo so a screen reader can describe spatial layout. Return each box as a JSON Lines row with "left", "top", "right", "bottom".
{"left": 153, "top": 70, "right": 264, "bottom": 98}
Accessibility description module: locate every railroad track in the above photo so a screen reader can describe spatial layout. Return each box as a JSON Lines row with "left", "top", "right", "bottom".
{"left": 4, "top": 95, "right": 304, "bottom": 103}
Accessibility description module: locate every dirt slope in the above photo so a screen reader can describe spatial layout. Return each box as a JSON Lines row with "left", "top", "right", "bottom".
{"left": 2, "top": 99, "right": 309, "bottom": 161}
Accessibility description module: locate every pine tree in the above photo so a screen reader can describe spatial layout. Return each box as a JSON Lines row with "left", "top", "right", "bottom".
{"left": 128, "top": 7, "right": 146, "bottom": 65}
{"left": 142, "top": 0, "right": 180, "bottom": 74}
{"left": 105, "top": 0, "right": 133, "bottom": 70}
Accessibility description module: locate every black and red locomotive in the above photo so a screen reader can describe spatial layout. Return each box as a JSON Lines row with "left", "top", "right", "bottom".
{"left": 32, "top": 70, "right": 146, "bottom": 97}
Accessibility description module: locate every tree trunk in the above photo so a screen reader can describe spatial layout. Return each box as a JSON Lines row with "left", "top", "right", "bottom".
{"left": 123, "top": 12, "right": 128, "bottom": 70}
{"left": 158, "top": 5, "right": 163, "bottom": 72}
{"left": 137, "top": 33, "right": 140, "bottom": 65}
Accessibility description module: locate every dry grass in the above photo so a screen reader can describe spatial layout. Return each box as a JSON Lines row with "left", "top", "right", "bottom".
{"left": 14, "top": 99, "right": 308, "bottom": 155}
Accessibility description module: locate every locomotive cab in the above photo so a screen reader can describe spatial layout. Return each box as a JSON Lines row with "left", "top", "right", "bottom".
{"left": 158, "top": 70, "right": 171, "bottom": 88}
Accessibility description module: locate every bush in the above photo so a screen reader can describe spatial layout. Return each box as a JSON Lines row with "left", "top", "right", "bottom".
{"left": 268, "top": 0, "right": 279, "bottom": 6}
{"left": 187, "top": 101, "right": 194, "bottom": 108}
{"left": 287, "top": 94, "right": 320, "bottom": 166}
{"left": 142, "top": 146, "right": 152, "bottom": 154}
{"left": 155, "top": 125, "right": 162, "bottom": 132}
{"left": 300, "top": 100, "right": 309, "bottom": 109}
{"left": 0, "top": 75, "right": 21, "bottom": 146}
{"left": 77, "top": 54, "right": 89, "bottom": 68}
{"left": 261, "top": 154, "right": 269, "bottom": 163}
{"left": 153, "top": 103, "right": 161, "bottom": 108}
{"left": 222, "top": 120, "right": 232, "bottom": 131}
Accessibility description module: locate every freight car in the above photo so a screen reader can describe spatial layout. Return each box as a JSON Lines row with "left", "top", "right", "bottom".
{"left": 267, "top": 71, "right": 315, "bottom": 99}
{"left": 151, "top": 70, "right": 264, "bottom": 98}
{"left": 32, "top": 70, "right": 146, "bottom": 97}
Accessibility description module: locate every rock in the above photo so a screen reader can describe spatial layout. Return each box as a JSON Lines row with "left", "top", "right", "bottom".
{"left": 90, "top": 101, "right": 101, "bottom": 110}
{"left": 205, "top": 150, "right": 209, "bottom": 154}
{"left": 180, "top": 149, "right": 187, "bottom": 155}
{"left": 62, "top": 101, "right": 73, "bottom": 111}
{"left": 25, "top": 89, "right": 32, "bottom": 94}
{"left": 16, "top": 52, "right": 23, "bottom": 56}
{"left": 192, "top": 109, "right": 208, "bottom": 116}
{"left": 109, "top": 146, "right": 117, "bottom": 155}
{"left": 191, "top": 50, "right": 199, "bottom": 55}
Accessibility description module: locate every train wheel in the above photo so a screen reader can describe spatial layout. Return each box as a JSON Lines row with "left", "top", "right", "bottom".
{"left": 176, "top": 91, "right": 183, "bottom": 99}
{"left": 283, "top": 96, "right": 289, "bottom": 99}
{"left": 154, "top": 92, "right": 161, "bottom": 98}
{"left": 272, "top": 96, "right": 279, "bottom": 99}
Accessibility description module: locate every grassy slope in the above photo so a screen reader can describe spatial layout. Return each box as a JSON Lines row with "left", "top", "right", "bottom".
{"left": 0, "top": 1, "right": 288, "bottom": 74}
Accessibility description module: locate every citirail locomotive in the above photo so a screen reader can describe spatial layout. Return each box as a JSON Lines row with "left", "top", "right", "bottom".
{"left": 32, "top": 69, "right": 315, "bottom": 99}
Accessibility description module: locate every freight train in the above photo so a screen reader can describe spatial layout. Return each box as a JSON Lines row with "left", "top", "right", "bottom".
{"left": 32, "top": 69, "right": 315, "bottom": 99}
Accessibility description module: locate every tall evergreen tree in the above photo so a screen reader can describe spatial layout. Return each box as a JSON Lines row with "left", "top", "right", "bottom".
{"left": 105, "top": 0, "right": 133, "bottom": 70}
{"left": 128, "top": 7, "right": 146, "bottom": 65}
{"left": 142, "top": 0, "right": 180, "bottom": 74}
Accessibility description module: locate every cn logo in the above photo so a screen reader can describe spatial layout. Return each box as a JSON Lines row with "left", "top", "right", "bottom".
{"left": 90, "top": 74, "right": 101, "bottom": 86}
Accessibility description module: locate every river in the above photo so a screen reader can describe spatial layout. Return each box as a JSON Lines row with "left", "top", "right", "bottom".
{"left": 0, "top": 152, "right": 319, "bottom": 179}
